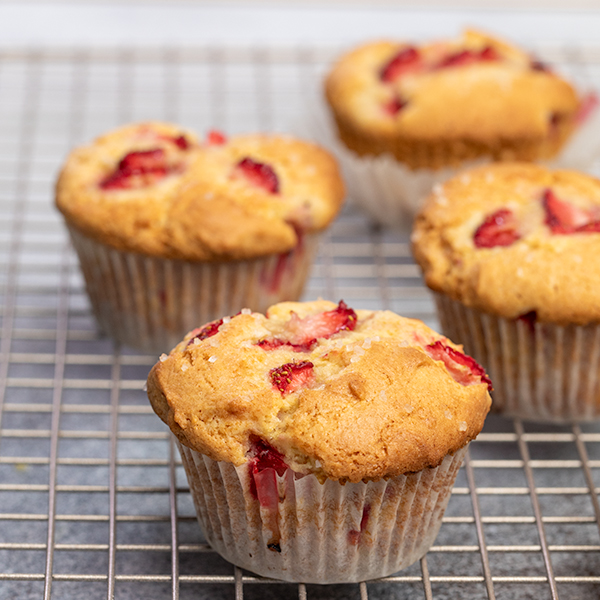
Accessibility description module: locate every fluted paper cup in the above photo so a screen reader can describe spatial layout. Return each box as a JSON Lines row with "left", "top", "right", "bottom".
{"left": 68, "top": 225, "right": 319, "bottom": 354}
{"left": 435, "top": 293, "right": 600, "bottom": 422}
{"left": 177, "top": 439, "right": 466, "bottom": 584}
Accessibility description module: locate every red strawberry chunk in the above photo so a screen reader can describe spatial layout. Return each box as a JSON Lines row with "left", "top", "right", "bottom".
{"left": 383, "top": 96, "right": 408, "bottom": 116}
{"left": 530, "top": 59, "right": 550, "bottom": 72}
{"left": 473, "top": 208, "right": 520, "bottom": 248}
{"left": 380, "top": 46, "right": 421, "bottom": 82}
{"left": 206, "top": 129, "right": 227, "bottom": 145}
{"left": 257, "top": 301, "right": 358, "bottom": 353}
{"left": 100, "top": 148, "right": 169, "bottom": 190}
{"left": 270, "top": 361, "right": 314, "bottom": 395}
{"left": 249, "top": 437, "right": 288, "bottom": 477}
{"left": 119, "top": 148, "right": 165, "bottom": 172}
{"left": 542, "top": 188, "right": 590, "bottom": 234}
{"left": 437, "top": 45, "right": 499, "bottom": 69}
{"left": 257, "top": 338, "right": 311, "bottom": 353}
{"left": 235, "top": 157, "right": 279, "bottom": 194}
{"left": 158, "top": 134, "right": 191, "bottom": 150}
{"left": 575, "top": 92, "right": 599, "bottom": 126}
{"left": 287, "top": 300, "right": 358, "bottom": 350}
{"left": 575, "top": 220, "right": 600, "bottom": 233}
{"left": 247, "top": 437, "right": 288, "bottom": 504}
{"left": 187, "top": 318, "right": 223, "bottom": 346}
{"left": 257, "top": 338, "right": 287, "bottom": 351}
{"left": 518, "top": 310, "right": 537, "bottom": 335}
{"left": 348, "top": 505, "right": 370, "bottom": 545}
{"left": 172, "top": 135, "right": 190, "bottom": 150}
{"left": 426, "top": 341, "right": 492, "bottom": 391}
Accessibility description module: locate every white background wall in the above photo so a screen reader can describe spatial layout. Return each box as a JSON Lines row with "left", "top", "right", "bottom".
{"left": 1, "top": 2, "right": 599, "bottom": 48}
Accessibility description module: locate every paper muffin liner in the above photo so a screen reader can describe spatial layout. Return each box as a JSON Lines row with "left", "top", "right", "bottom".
{"left": 307, "top": 96, "right": 600, "bottom": 231}
{"left": 176, "top": 438, "right": 466, "bottom": 584}
{"left": 435, "top": 293, "right": 600, "bottom": 422}
{"left": 68, "top": 225, "right": 319, "bottom": 354}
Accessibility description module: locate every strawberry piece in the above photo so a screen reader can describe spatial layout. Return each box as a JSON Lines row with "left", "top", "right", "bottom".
{"left": 235, "top": 157, "right": 279, "bottom": 194}
{"left": 257, "top": 337, "right": 311, "bottom": 353}
{"left": 383, "top": 96, "right": 408, "bottom": 116}
{"left": 426, "top": 341, "right": 492, "bottom": 391}
{"left": 172, "top": 134, "right": 190, "bottom": 150}
{"left": 249, "top": 437, "right": 288, "bottom": 477}
{"left": 100, "top": 148, "right": 169, "bottom": 190}
{"left": 270, "top": 361, "right": 314, "bottom": 395}
{"left": 437, "top": 45, "right": 499, "bottom": 69}
{"left": 257, "top": 338, "right": 310, "bottom": 353}
{"left": 287, "top": 300, "right": 358, "bottom": 351}
{"left": 479, "top": 46, "right": 499, "bottom": 61}
{"left": 348, "top": 505, "right": 370, "bottom": 546}
{"left": 268, "top": 252, "right": 290, "bottom": 293}
{"left": 380, "top": 46, "right": 421, "bottom": 82}
{"left": 257, "top": 338, "right": 288, "bottom": 351}
{"left": 187, "top": 318, "right": 223, "bottom": 345}
{"left": 542, "top": 188, "right": 590, "bottom": 234}
{"left": 257, "top": 301, "right": 358, "bottom": 353}
{"left": 575, "top": 220, "right": 600, "bottom": 233}
{"left": 158, "top": 134, "right": 191, "bottom": 149}
{"left": 575, "top": 92, "right": 599, "bottom": 126}
{"left": 119, "top": 149, "right": 166, "bottom": 172}
{"left": 473, "top": 209, "right": 520, "bottom": 248}
{"left": 207, "top": 129, "right": 227, "bottom": 145}
{"left": 247, "top": 437, "right": 288, "bottom": 504}
{"left": 518, "top": 310, "right": 537, "bottom": 335}
{"left": 530, "top": 59, "right": 550, "bottom": 72}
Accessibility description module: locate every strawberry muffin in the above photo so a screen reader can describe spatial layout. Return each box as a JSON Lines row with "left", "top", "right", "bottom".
{"left": 147, "top": 299, "right": 491, "bottom": 583}
{"left": 412, "top": 162, "right": 600, "bottom": 422}
{"left": 323, "top": 29, "right": 591, "bottom": 227}
{"left": 56, "top": 123, "right": 344, "bottom": 353}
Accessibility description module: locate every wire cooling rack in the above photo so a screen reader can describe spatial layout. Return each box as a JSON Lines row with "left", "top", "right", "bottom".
{"left": 1, "top": 44, "right": 600, "bottom": 600}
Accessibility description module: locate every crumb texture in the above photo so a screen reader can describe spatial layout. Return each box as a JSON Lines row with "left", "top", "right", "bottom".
{"left": 147, "top": 300, "right": 491, "bottom": 482}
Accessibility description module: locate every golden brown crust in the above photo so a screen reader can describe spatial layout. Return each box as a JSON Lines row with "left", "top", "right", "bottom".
{"left": 56, "top": 124, "right": 345, "bottom": 261}
{"left": 325, "top": 30, "right": 581, "bottom": 169}
{"left": 412, "top": 162, "right": 600, "bottom": 325}
{"left": 165, "top": 135, "right": 345, "bottom": 261}
{"left": 147, "top": 300, "right": 491, "bottom": 482}
{"left": 56, "top": 122, "right": 200, "bottom": 256}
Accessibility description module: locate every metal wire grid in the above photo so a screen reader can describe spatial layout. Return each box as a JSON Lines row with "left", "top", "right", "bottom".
{"left": 1, "top": 45, "right": 600, "bottom": 600}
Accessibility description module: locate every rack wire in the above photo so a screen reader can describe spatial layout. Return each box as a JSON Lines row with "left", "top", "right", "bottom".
{"left": 1, "top": 44, "right": 600, "bottom": 600}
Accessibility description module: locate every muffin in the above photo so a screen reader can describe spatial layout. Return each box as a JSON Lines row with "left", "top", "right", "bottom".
{"left": 56, "top": 123, "right": 345, "bottom": 353}
{"left": 146, "top": 299, "right": 491, "bottom": 583}
{"left": 323, "top": 29, "right": 589, "bottom": 227}
{"left": 412, "top": 162, "right": 600, "bottom": 422}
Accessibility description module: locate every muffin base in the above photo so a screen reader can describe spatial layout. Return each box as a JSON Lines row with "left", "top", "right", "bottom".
{"left": 68, "top": 225, "right": 319, "bottom": 354}
{"left": 435, "top": 294, "right": 600, "bottom": 422}
{"left": 177, "top": 439, "right": 466, "bottom": 584}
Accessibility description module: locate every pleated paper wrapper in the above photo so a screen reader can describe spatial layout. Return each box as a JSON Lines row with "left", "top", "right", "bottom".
{"left": 435, "top": 294, "right": 600, "bottom": 422}
{"left": 308, "top": 98, "right": 600, "bottom": 232}
{"left": 68, "top": 225, "right": 319, "bottom": 354}
{"left": 177, "top": 439, "right": 467, "bottom": 584}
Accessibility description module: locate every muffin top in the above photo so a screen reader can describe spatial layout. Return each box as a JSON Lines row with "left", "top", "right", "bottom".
{"left": 147, "top": 300, "right": 491, "bottom": 483}
{"left": 325, "top": 29, "right": 580, "bottom": 151}
{"left": 412, "top": 163, "right": 600, "bottom": 325}
{"left": 56, "top": 122, "right": 345, "bottom": 261}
